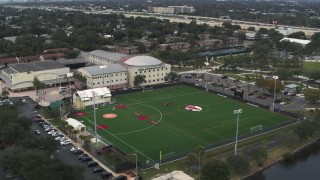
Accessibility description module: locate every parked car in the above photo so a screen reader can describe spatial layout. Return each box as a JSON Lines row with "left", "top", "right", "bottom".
{"left": 51, "top": 132, "right": 62, "bottom": 137}
{"left": 78, "top": 154, "right": 88, "bottom": 160}
{"left": 35, "top": 130, "right": 41, "bottom": 135}
{"left": 48, "top": 129, "right": 57, "bottom": 134}
{"left": 60, "top": 140, "right": 71, "bottom": 146}
{"left": 87, "top": 161, "right": 98, "bottom": 167}
{"left": 100, "top": 171, "right": 113, "bottom": 179}
{"left": 81, "top": 157, "right": 92, "bottom": 162}
{"left": 93, "top": 167, "right": 104, "bottom": 173}
{"left": 70, "top": 146, "right": 81, "bottom": 152}
{"left": 20, "top": 97, "right": 26, "bottom": 104}
{"left": 55, "top": 136, "right": 64, "bottom": 141}
{"left": 73, "top": 149, "right": 83, "bottom": 155}
{"left": 59, "top": 137, "right": 67, "bottom": 142}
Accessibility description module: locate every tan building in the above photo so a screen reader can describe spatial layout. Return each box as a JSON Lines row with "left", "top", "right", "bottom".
{"left": 77, "top": 64, "right": 127, "bottom": 90}
{"left": 73, "top": 87, "right": 112, "bottom": 110}
{"left": 159, "top": 42, "right": 191, "bottom": 51}
{"left": 196, "top": 39, "right": 223, "bottom": 49}
{"left": 87, "top": 50, "right": 129, "bottom": 65}
{"left": 121, "top": 56, "right": 171, "bottom": 88}
{"left": 0, "top": 61, "right": 70, "bottom": 92}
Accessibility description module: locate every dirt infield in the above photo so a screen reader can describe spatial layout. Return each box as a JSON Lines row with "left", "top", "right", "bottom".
{"left": 103, "top": 113, "right": 117, "bottom": 118}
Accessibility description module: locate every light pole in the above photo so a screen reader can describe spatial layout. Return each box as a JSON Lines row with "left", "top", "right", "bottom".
{"left": 92, "top": 91, "right": 98, "bottom": 149}
{"left": 233, "top": 109, "right": 242, "bottom": 156}
{"left": 272, "top": 76, "right": 278, "bottom": 111}
{"left": 100, "top": 65, "right": 107, "bottom": 87}
{"left": 133, "top": 154, "right": 138, "bottom": 179}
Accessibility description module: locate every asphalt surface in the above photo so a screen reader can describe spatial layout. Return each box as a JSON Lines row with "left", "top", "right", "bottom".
{"left": 0, "top": 97, "right": 103, "bottom": 180}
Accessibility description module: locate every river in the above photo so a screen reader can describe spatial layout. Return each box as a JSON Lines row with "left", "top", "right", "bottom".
{"left": 248, "top": 141, "right": 320, "bottom": 180}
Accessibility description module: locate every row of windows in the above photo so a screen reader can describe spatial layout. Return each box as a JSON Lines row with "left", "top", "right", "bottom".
{"left": 135, "top": 68, "right": 168, "bottom": 74}
{"left": 92, "top": 83, "right": 127, "bottom": 87}
{"left": 95, "top": 78, "right": 127, "bottom": 84}
{"left": 135, "top": 72, "right": 168, "bottom": 76}
{"left": 93, "top": 73, "right": 126, "bottom": 79}
{"left": 143, "top": 79, "right": 164, "bottom": 83}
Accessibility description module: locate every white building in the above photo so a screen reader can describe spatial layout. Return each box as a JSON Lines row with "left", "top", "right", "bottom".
{"left": 77, "top": 64, "right": 127, "bottom": 90}
{"left": 87, "top": 50, "right": 129, "bottom": 65}
{"left": 121, "top": 56, "right": 171, "bottom": 88}
{"left": 169, "top": 5, "right": 196, "bottom": 13}
{"left": 280, "top": 38, "right": 311, "bottom": 47}
{"left": 0, "top": 61, "right": 70, "bottom": 92}
{"left": 73, "top": 87, "right": 112, "bottom": 109}
{"left": 65, "top": 118, "right": 86, "bottom": 131}
{"left": 275, "top": 27, "right": 298, "bottom": 36}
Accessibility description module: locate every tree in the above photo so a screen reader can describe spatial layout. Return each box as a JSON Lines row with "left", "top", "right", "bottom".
{"left": 264, "top": 79, "right": 284, "bottom": 95}
{"left": 200, "top": 159, "right": 230, "bottom": 180}
{"left": 304, "top": 89, "right": 320, "bottom": 104}
{"left": 249, "top": 146, "right": 268, "bottom": 166}
{"left": 134, "top": 75, "right": 146, "bottom": 87}
{"left": 1, "top": 89, "right": 9, "bottom": 98}
{"left": 33, "top": 77, "right": 45, "bottom": 90}
{"left": 226, "top": 155, "right": 249, "bottom": 175}
{"left": 166, "top": 72, "right": 178, "bottom": 82}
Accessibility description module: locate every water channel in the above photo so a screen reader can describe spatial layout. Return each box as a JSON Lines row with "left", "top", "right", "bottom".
{"left": 248, "top": 141, "right": 320, "bottom": 180}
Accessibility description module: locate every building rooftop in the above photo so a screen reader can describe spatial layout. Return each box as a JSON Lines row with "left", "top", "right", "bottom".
{"left": 81, "top": 64, "right": 127, "bottom": 76}
{"left": 76, "top": 87, "right": 111, "bottom": 101}
{"left": 89, "top": 50, "right": 129, "bottom": 62}
{"left": 124, "top": 56, "right": 163, "bottom": 66}
{"left": 280, "top": 38, "right": 311, "bottom": 46}
{"left": 3, "top": 61, "right": 67, "bottom": 74}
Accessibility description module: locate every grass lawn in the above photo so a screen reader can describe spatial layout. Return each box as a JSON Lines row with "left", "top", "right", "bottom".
{"left": 72, "top": 85, "right": 292, "bottom": 165}
{"left": 303, "top": 61, "right": 320, "bottom": 71}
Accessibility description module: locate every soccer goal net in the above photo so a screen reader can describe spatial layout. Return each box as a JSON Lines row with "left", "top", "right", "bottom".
{"left": 142, "top": 87, "right": 154, "bottom": 93}
{"left": 250, "top": 125, "right": 263, "bottom": 133}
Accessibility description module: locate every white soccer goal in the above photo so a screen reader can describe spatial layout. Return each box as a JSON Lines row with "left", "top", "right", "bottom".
{"left": 250, "top": 125, "right": 263, "bottom": 133}
{"left": 142, "top": 87, "right": 154, "bottom": 93}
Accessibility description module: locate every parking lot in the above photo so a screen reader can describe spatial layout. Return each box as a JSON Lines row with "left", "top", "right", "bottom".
{"left": 16, "top": 97, "right": 114, "bottom": 180}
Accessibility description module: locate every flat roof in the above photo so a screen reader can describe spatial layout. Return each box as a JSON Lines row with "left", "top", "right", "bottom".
{"left": 89, "top": 50, "right": 129, "bottom": 62}
{"left": 4, "top": 61, "right": 67, "bottom": 74}
{"left": 280, "top": 38, "right": 311, "bottom": 45}
{"left": 56, "top": 58, "right": 86, "bottom": 65}
{"left": 81, "top": 64, "right": 127, "bottom": 76}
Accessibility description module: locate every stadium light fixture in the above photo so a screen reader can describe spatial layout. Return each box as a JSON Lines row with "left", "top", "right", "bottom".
{"left": 92, "top": 90, "right": 99, "bottom": 149}
{"left": 273, "top": 76, "right": 278, "bottom": 111}
{"left": 233, "top": 109, "right": 242, "bottom": 156}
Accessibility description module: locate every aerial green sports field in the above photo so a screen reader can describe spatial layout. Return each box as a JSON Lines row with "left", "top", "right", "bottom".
{"left": 73, "top": 85, "right": 292, "bottom": 164}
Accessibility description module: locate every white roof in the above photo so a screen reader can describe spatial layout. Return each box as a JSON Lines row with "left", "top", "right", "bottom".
{"left": 285, "top": 84, "right": 299, "bottom": 88}
{"left": 153, "top": 171, "right": 194, "bottom": 180}
{"left": 76, "top": 87, "right": 111, "bottom": 101}
{"left": 66, "top": 118, "right": 85, "bottom": 129}
{"left": 124, "top": 56, "right": 163, "bottom": 66}
{"left": 89, "top": 50, "right": 128, "bottom": 62}
{"left": 280, "top": 38, "right": 311, "bottom": 45}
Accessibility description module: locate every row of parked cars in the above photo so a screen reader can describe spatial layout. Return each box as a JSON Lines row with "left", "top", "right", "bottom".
{"left": 33, "top": 115, "right": 127, "bottom": 180}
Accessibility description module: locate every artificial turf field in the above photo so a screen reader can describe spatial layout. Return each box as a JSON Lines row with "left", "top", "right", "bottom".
{"left": 74, "top": 85, "right": 292, "bottom": 164}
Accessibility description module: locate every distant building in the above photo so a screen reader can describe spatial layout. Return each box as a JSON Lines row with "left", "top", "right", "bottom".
{"left": 43, "top": 48, "right": 69, "bottom": 53}
{"left": 87, "top": 50, "right": 129, "bottom": 65}
{"left": 168, "top": 5, "right": 196, "bottom": 13}
{"left": 159, "top": 42, "right": 191, "bottom": 51}
{"left": 0, "top": 55, "right": 39, "bottom": 68}
{"left": 148, "top": 7, "right": 174, "bottom": 14}
{"left": 106, "top": 46, "right": 139, "bottom": 55}
{"left": 0, "top": 61, "right": 70, "bottom": 92}
{"left": 3, "top": 36, "right": 17, "bottom": 43}
{"left": 77, "top": 64, "right": 127, "bottom": 90}
{"left": 276, "top": 27, "right": 298, "bottom": 36}
{"left": 196, "top": 39, "right": 223, "bottom": 48}
{"left": 198, "top": 33, "right": 210, "bottom": 41}
{"left": 280, "top": 38, "right": 311, "bottom": 47}
{"left": 245, "top": 32, "right": 258, "bottom": 41}
{"left": 40, "top": 53, "right": 65, "bottom": 61}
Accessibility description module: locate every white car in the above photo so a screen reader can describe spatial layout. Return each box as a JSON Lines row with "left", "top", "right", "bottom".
{"left": 59, "top": 137, "right": 67, "bottom": 142}
{"left": 60, "top": 140, "right": 71, "bottom": 145}
{"left": 70, "top": 146, "right": 81, "bottom": 152}
{"left": 51, "top": 132, "right": 61, "bottom": 137}
{"left": 48, "top": 129, "right": 57, "bottom": 134}
{"left": 55, "top": 136, "right": 64, "bottom": 141}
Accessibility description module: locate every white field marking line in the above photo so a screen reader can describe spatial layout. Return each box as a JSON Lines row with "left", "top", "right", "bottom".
{"left": 161, "top": 119, "right": 209, "bottom": 145}
{"left": 112, "top": 103, "right": 163, "bottom": 135}
{"left": 87, "top": 91, "right": 203, "bottom": 114}
{"left": 81, "top": 115, "right": 154, "bottom": 161}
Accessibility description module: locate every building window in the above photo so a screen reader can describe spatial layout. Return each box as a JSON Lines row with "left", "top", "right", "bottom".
{"left": 153, "top": 69, "right": 155, "bottom": 72}
{"left": 112, "top": 80, "right": 114, "bottom": 82}
{"left": 157, "top": 79, "right": 159, "bottom": 81}
{"left": 153, "top": 80, "right": 155, "bottom": 82}
{"left": 135, "top": 72, "right": 137, "bottom": 74}
{"left": 149, "top": 75, "right": 151, "bottom": 77}
{"left": 144, "top": 71, "right": 146, "bottom": 73}
{"left": 149, "top": 80, "right": 151, "bottom": 82}
{"left": 111, "top": 75, "right": 113, "bottom": 77}
{"left": 116, "top": 80, "right": 118, "bottom": 82}
{"left": 125, "top": 73, "right": 127, "bottom": 75}
{"left": 125, "top": 78, "right": 127, "bottom": 80}
{"left": 149, "top": 70, "right": 151, "bottom": 72}
{"left": 157, "top": 69, "right": 159, "bottom": 71}
{"left": 161, "top": 78, "right": 164, "bottom": 80}
{"left": 116, "top": 74, "right": 118, "bottom": 76}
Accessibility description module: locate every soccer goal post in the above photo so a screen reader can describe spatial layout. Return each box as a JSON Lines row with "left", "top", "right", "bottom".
{"left": 250, "top": 125, "right": 263, "bottom": 133}
{"left": 142, "top": 87, "right": 154, "bottom": 93}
